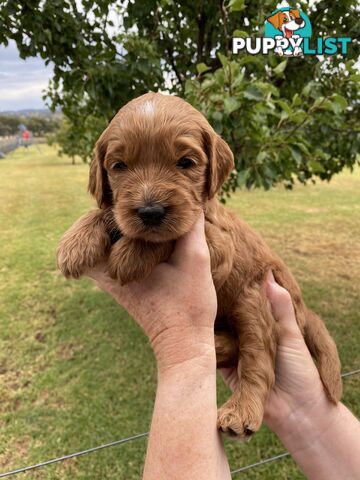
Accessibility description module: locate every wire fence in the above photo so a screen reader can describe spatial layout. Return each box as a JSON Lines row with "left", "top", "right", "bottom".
{"left": 1, "top": 369, "right": 359, "bottom": 478}
{"left": 0, "top": 137, "right": 44, "bottom": 156}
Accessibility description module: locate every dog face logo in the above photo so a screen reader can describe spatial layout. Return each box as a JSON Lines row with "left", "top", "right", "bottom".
{"left": 267, "top": 9, "right": 305, "bottom": 39}
{"left": 89, "top": 93, "right": 234, "bottom": 243}
{"left": 264, "top": 7, "right": 312, "bottom": 56}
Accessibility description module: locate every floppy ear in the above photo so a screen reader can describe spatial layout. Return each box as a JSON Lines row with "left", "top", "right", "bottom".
{"left": 88, "top": 139, "right": 112, "bottom": 208}
{"left": 267, "top": 12, "right": 282, "bottom": 30}
{"left": 289, "top": 8, "right": 300, "bottom": 18}
{"left": 205, "top": 131, "right": 234, "bottom": 199}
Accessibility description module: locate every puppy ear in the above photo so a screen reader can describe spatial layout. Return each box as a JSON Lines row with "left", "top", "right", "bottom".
{"left": 267, "top": 12, "right": 282, "bottom": 30}
{"left": 88, "top": 139, "right": 112, "bottom": 208}
{"left": 289, "top": 8, "right": 300, "bottom": 18}
{"left": 206, "top": 132, "right": 234, "bottom": 199}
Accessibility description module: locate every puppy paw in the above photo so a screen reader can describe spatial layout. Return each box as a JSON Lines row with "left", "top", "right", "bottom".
{"left": 108, "top": 240, "right": 149, "bottom": 285}
{"left": 108, "top": 238, "right": 173, "bottom": 285}
{"left": 57, "top": 210, "right": 111, "bottom": 279}
{"left": 217, "top": 400, "right": 263, "bottom": 441}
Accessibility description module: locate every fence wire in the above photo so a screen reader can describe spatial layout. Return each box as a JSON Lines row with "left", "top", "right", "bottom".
{"left": 0, "top": 369, "right": 359, "bottom": 478}
{"left": 231, "top": 452, "right": 290, "bottom": 475}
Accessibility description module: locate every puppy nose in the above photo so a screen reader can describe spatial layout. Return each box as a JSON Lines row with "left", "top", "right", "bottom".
{"left": 137, "top": 204, "right": 166, "bottom": 226}
{"left": 295, "top": 18, "right": 303, "bottom": 25}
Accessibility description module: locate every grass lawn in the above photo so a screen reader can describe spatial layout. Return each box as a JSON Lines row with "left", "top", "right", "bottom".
{"left": 0, "top": 144, "right": 359, "bottom": 479}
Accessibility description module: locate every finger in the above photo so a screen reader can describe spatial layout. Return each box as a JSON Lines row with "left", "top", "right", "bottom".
{"left": 84, "top": 262, "right": 109, "bottom": 281}
{"left": 169, "top": 211, "right": 210, "bottom": 270}
{"left": 266, "top": 270, "right": 302, "bottom": 338}
{"left": 86, "top": 265, "right": 130, "bottom": 302}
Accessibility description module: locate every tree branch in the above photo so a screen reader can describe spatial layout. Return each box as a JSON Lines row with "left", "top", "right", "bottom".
{"left": 166, "top": 44, "right": 183, "bottom": 87}
{"left": 196, "top": 10, "right": 207, "bottom": 63}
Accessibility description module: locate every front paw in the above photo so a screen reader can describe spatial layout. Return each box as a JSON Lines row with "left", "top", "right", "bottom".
{"left": 57, "top": 210, "right": 111, "bottom": 279}
{"left": 217, "top": 396, "right": 263, "bottom": 442}
{"left": 108, "top": 238, "right": 172, "bottom": 285}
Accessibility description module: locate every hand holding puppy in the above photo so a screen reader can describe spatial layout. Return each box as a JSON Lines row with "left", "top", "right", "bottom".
{"left": 58, "top": 92, "right": 342, "bottom": 439}
{"left": 88, "top": 225, "right": 360, "bottom": 480}
{"left": 87, "top": 213, "right": 217, "bottom": 373}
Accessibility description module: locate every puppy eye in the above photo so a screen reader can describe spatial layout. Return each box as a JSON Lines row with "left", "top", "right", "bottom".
{"left": 283, "top": 18, "right": 288, "bottom": 23}
{"left": 112, "top": 161, "right": 127, "bottom": 171}
{"left": 176, "top": 157, "right": 195, "bottom": 169}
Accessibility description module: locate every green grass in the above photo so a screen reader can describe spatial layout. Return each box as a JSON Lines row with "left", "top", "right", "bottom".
{"left": 0, "top": 145, "right": 359, "bottom": 479}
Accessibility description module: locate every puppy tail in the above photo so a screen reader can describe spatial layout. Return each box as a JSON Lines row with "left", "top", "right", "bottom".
{"left": 304, "top": 308, "right": 342, "bottom": 403}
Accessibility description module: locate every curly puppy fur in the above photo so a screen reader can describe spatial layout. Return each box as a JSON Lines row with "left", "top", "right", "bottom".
{"left": 57, "top": 92, "right": 342, "bottom": 440}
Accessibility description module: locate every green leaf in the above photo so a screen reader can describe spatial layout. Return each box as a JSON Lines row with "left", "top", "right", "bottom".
{"left": 331, "top": 94, "right": 348, "bottom": 111}
{"left": 196, "top": 63, "right": 211, "bottom": 74}
{"left": 289, "top": 147, "right": 302, "bottom": 165}
{"left": 349, "top": 74, "right": 360, "bottom": 82}
{"left": 212, "top": 111, "right": 223, "bottom": 122}
{"left": 233, "top": 29, "right": 248, "bottom": 38}
{"left": 273, "top": 60, "right": 287, "bottom": 75}
{"left": 294, "top": 142, "right": 310, "bottom": 155}
{"left": 256, "top": 151, "right": 267, "bottom": 164}
{"left": 323, "top": 100, "right": 337, "bottom": 112}
{"left": 292, "top": 93, "right": 301, "bottom": 107}
{"left": 279, "top": 110, "right": 289, "bottom": 122}
{"left": 238, "top": 55, "right": 263, "bottom": 66}
{"left": 302, "top": 81, "right": 318, "bottom": 98}
{"left": 236, "top": 168, "right": 250, "bottom": 187}
{"left": 224, "top": 97, "right": 241, "bottom": 114}
{"left": 228, "top": 0, "right": 246, "bottom": 12}
{"left": 290, "top": 111, "right": 308, "bottom": 124}
{"left": 217, "top": 52, "right": 228, "bottom": 67}
{"left": 277, "top": 100, "right": 292, "bottom": 114}
{"left": 313, "top": 96, "right": 325, "bottom": 108}
{"left": 231, "top": 71, "right": 245, "bottom": 88}
{"left": 243, "top": 85, "right": 263, "bottom": 101}
{"left": 309, "top": 160, "right": 325, "bottom": 173}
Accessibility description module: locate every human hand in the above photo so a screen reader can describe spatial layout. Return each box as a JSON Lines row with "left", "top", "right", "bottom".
{"left": 263, "top": 271, "right": 329, "bottom": 431}
{"left": 87, "top": 213, "right": 217, "bottom": 372}
{"left": 220, "top": 271, "right": 329, "bottom": 433}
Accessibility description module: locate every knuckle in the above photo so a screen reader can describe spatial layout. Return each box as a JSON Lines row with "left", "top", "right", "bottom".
{"left": 195, "top": 247, "right": 210, "bottom": 265}
{"left": 276, "top": 286, "right": 292, "bottom": 304}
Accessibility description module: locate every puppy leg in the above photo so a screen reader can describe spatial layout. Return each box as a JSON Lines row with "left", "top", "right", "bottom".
{"left": 57, "top": 209, "right": 111, "bottom": 278}
{"left": 215, "top": 331, "right": 239, "bottom": 368}
{"left": 217, "top": 284, "right": 277, "bottom": 441}
{"left": 304, "top": 308, "right": 342, "bottom": 403}
{"left": 205, "top": 221, "right": 235, "bottom": 290}
{"left": 108, "top": 238, "right": 173, "bottom": 285}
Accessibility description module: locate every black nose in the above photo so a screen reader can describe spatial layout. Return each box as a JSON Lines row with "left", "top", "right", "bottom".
{"left": 295, "top": 18, "right": 304, "bottom": 25}
{"left": 137, "top": 204, "right": 166, "bottom": 226}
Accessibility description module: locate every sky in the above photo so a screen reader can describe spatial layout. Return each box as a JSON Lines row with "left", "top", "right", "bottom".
{"left": 0, "top": 3, "right": 123, "bottom": 113}
{"left": 0, "top": 40, "right": 52, "bottom": 111}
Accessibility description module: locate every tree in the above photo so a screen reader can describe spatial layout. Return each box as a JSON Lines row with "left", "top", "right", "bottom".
{"left": 26, "top": 116, "right": 60, "bottom": 136}
{"left": 0, "top": 113, "right": 59, "bottom": 136}
{"left": 48, "top": 116, "right": 106, "bottom": 164}
{"left": 1, "top": 0, "right": 358, "bottom": 192}
{"left": 0, "top": 114, "right": 19, "bottom": 136}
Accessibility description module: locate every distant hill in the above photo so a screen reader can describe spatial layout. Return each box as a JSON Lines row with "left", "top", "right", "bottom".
{"left": 0, "top": 109, "right": 61, "bottom": 117}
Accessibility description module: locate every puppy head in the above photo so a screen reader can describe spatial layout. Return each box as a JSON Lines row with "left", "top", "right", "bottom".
{"left": 267, "top": 9, "right": 304, "bottom": 36}
{"left": 89, "top": 93, "right": 234, "bottom": 242}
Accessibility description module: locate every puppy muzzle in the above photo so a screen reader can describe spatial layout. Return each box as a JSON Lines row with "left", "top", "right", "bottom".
{"left": 137, "top": 203, "right": 166, "bottom": 227}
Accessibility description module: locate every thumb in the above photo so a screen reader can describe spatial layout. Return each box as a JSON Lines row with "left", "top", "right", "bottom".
{"left": 169, "top": 211, "right": 210, "bottom": 270}
{"left": 266, "top": 271, "right": 302, "bottom": 338}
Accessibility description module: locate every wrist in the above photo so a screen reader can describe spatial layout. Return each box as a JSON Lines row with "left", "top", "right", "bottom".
{"left": 271, "top": 393, "right": 341, "bottom": 454}
{"left": 151, "top": 325, "right": 216, "bottom": 375}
